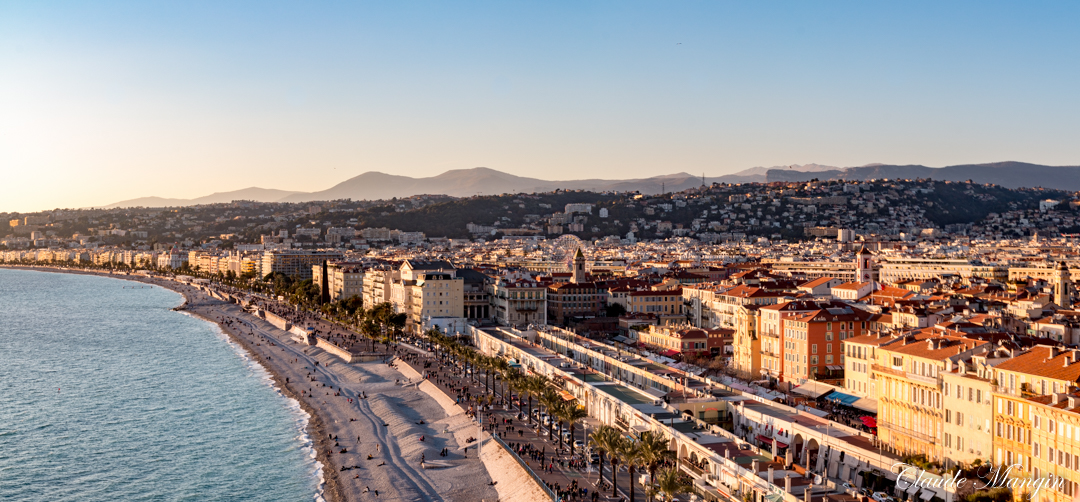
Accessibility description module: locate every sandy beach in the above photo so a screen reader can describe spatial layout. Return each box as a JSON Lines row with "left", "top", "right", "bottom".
{"left": 2, "top": 266, "right": 547, "bottom": 502}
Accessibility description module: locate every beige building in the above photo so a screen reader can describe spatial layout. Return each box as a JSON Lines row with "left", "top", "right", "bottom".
{"left": 261, "top": 250, "right": 343, "bottom": 279}
{"left": 940, "top": 353, "right": 1001, "bottom": 468}
{"left": 731, "top": 305, "right": 761, "bottom": 380}
{"left": 490, "top": 276, "right": 546, "bottom": 327}
{"left": 313, "top": 262, "right": 365, "bottom": 301}
{"left": 408, "top": 271, "right": 464, "bottom": 334}
{"left": 875, "top": 332, "right": 990, "bottom": 463}
{"left": 842, "top": 332, "right": 902, "bottom": 400}
{"left": 362, "top": 267, "right": 394, "bottom": 308}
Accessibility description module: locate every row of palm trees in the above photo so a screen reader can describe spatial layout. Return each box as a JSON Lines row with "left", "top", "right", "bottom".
{"left": 588, "top": 426, "right": 689, "bottom": 502}
{"left": 423, "top": 329, "right": 593, "bottom": 454}
{"left": 422, "top": 329, "right": 692, "bottom": 502}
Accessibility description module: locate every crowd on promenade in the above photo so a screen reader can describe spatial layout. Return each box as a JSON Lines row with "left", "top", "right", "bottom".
{"left": 192, "top": 278, "right": 640, "bottom": 501}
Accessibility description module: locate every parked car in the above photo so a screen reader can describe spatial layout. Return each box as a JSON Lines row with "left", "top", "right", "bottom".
{"left": 574, "top": 440, "right": 585, "bottom": 450}
{"left": 872, "top": 492, "right": 895, "bottom": 502}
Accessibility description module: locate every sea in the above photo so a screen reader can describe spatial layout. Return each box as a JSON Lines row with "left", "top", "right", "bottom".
{"left": 0, "top": 268, "right": 322, "bottom": 501}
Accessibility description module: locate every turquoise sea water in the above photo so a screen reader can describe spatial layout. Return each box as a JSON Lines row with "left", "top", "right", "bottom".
{"left": 0, "top": 269, "right": 322, "bottom": 501}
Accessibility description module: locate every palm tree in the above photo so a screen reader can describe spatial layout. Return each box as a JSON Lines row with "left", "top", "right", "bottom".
{"left": 655, "top": 466, "right": 691, "bottom": 502}
{"left": 589, "top": 426, "right": 619, "bottom": 493}
{"left": 608, "top": 436, "right": 627, "bottom": 499}
{"left": 539, "top": 388, "right": 562, "bottom": 437}
{"left": 492, "top": 358, "right": 511, "bottom": 405}
{"left": 524, "top": 375, "right": 548, "bottom": 425}
{"left": 505, "top": 369, "right": 525, "bottom": 410}
{"left": 482, "top": 356, "right": 497, "bottom": 395}
{"left": 616, "top": 437, "right": 644, "bottom": 502}
{"left": 561, "top": 403, "right": 589, "bottom": 455}
{"left": 637, "top": 430, "right": 674, "bottom": 486}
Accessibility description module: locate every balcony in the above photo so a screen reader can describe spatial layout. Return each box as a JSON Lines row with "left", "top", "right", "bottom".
{"left": 680, "top": 461, "right": 705, "bottom": 478}
{"left": 905, "top": 372, "right": 941, "bottom": 387}
{"left": 871, "top": 364, "right": 905, "bottom": 378}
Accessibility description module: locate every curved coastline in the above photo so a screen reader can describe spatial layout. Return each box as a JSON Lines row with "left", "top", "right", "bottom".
{"left": 195, "top": 315, "right": 328, "bottom": 502}
{"left": 0, "top": 265, "right": 338, "bottom": 502}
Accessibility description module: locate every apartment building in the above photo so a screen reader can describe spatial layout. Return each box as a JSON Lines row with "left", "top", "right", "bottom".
{"left": 940, "top": 354, "right": 1001, "bottom": 468}
{"left": 990, "top": 345, "right": 1080, "bottom": 487}
{"left": 362, "top": 267, "right": 393, "bottom": 308}
{"left": 781, "top": 305, "right": 871, "bottom": 384}
{"left": 842, "top": 333, "right": 902, "bottom": 400}
{"left": 490, "top": 276, "right": 546, "bottom": 327}
{"left": 546, "top": 282, "right": 605, "bottom": 324}
{"left": 261, "top": 250, "right": 344, "bottom": 280}
{"left": 638, "top": 323, "right": 725, "bottom": 357}
{"left": 731, "top": 304, "right": 762, "bottom": 380}
{"left": 1030, "top": 393, "right": 1080, "bottom": 502}
{"left": 312, "top": 262, "right": 365, "bottom": 301}
{"left": 875, "top": 333, "right": 990, "bottom": 463}
{"left": 625, "top": 288, "right": 682, "bottom": 316}
{"left": 407, "top": 271, "right": 464, "bottom": 334}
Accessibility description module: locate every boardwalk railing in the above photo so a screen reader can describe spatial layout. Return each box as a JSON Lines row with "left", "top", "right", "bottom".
{"left": 488, "top": 432, "right": 558, "bottom": 501}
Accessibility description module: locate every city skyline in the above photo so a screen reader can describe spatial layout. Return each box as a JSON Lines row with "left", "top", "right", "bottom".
{"left": 3, "top": 2, "right": 1079, "bottom": 211}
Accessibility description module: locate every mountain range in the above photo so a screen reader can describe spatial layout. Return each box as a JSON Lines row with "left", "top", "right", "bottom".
{"left": 98, "top": 162, "right": 1076, "bottom": 208}
{"left": 765, "top": 161, "right": 1080, "bottom": 189}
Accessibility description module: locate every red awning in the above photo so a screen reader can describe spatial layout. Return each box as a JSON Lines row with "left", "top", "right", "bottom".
{"left": 661, "top": 349, "right": 680, "bottom": 357}
{"left": 861, "top": 416, "right": 878, "bottom": 428}
{"left": 775, "top": 442, "right": 789, "bottom": 449}
{"left": 756, "top": 434, "right": 773, "bottom": 444}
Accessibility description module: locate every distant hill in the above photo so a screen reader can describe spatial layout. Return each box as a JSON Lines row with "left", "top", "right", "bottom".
{"left": 98, "top": 187, "right": 303, "bottom": 209}
{"left": 276, "top": 166, "right": 844, "bottom": 203}
{"left": 766, "top": 161, "right": 1080, "bottom": 190}
{"left": 97, "top": 162, "right": 1073, "bottom": 208}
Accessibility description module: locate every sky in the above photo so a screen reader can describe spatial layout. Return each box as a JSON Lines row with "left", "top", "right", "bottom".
{"left": 2, "top": 1, "right": 1079, "bottom": 212}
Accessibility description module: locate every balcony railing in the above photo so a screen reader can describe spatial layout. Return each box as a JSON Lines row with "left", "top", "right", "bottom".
{"left": 871, "top": 364, "right": 906, "bottom": 378}
{"left": 681, "top": 462, "right": 705, "bottom": 478}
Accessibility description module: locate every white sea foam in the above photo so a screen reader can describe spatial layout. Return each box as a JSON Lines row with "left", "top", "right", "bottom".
{"left": 191, "top": 313, "right": 327, "bottom": 502}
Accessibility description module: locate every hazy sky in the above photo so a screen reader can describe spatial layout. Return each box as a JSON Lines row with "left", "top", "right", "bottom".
{"left": 2, "top": 1, "right": 1079, "bottom": 212}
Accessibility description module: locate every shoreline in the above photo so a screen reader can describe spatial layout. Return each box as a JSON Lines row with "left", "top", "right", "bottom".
{"left": 0, "top": 265, "right": 343, "bottom": 502}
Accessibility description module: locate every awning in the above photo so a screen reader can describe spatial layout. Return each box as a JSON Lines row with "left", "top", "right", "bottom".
{"left": 775, "top": 441, "right": 789, "bottom": 449}
{"left": 765, "top": 494, "right": 783, "bottom": 502}
{"left": 826, "top": 365, "right": 843, "bottom": 371}
{"left": 662, "top": 349, "right": 680, "bottom": 357}
{"left": 613, "top": 335, "right": 629, "bottom": 343}
{"left": 860, "top": 416, "right": 878, "bottom": 428}
{"left": 853, "top": 398, "right": 879, "bottom": 414}
{"left": 757, "top": 434, "right": 774, "bottom": 444}
{"left": 906, "top": 484, "right": 920, "bottom": 494}
{"left": 792, "top": 381, "right": 836, "bottom": 399}
{"left": 559, "top": 390, "right": 576, "bottom": 401}
{"left": 829, "top": 392, "right": 861, "bottom": 407}
{"left": 920, "top": 490, "right": 935, "bottom": 500}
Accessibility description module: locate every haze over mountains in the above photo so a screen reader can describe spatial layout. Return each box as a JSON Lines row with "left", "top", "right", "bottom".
{"left": 99, "top": 162, "right": 1078, "bottom": 209}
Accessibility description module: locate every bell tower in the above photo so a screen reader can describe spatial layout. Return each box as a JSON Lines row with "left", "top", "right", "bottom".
{"left": 1055, "top": 261, "right": 1071, "bottom": 307}
{"left": 571, "top": 248, "right": 586, "bottom": 284}
{"left": 855, "top": 246, "right": 875, "bottom": 284}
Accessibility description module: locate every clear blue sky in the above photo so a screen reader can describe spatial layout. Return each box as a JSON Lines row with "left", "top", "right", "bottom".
{"left": 2, "top": 1, "right": 1078, "bottom": 212}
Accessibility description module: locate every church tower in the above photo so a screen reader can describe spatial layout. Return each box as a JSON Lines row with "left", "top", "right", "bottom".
{"left": 571, "top": 248, "right": 586, "bottom": 284}
{"left": 1055, "top": 261, "right": 1071, "bottom": 307}
{"left": 855, "top": 246, "right": 875, "bottom": 284}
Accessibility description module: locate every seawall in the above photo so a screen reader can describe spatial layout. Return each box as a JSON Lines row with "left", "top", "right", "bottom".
{"left": 393, "top": 358, "right": 553, "bottom": 502}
